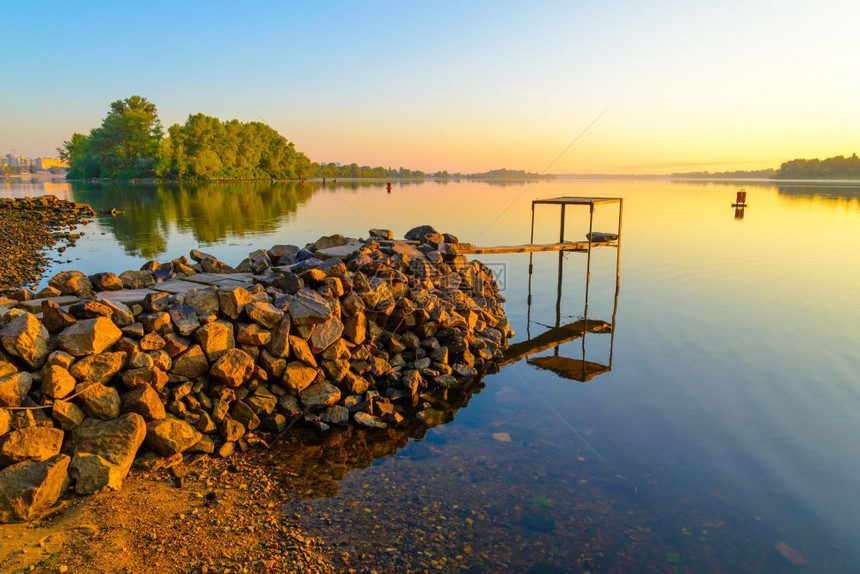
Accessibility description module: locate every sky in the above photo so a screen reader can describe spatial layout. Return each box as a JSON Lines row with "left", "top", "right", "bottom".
{"left": 2, "top": 0, "right": 859, "bottom": 174}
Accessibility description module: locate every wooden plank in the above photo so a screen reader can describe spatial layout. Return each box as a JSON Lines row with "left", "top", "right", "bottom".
{"left": 500, "top": 319, "right": 611, "bottom": 366}
{"left": 532, "top": 196, "right": 621, "bottom": 206}
{"left": 453, "top": 240, "right": 616, "bottom": 255}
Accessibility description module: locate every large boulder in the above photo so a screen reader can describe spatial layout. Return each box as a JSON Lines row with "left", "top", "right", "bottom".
{"left": 145, "top": 416, "right": 202, "bottom": 456}
{"left": 0, "top": 427, "right": 64, "bottom": 467}
{"left": 64, "top": 413, "right": 146, "bottom": 482}
{"left": 404, "top": 225, "right": 440, "bottom": 241}
{"left": 0, "top": 313, "right": 48, "bottom": 369}
{"left": 56, "top": 318, "right": 123, "bottom": 356}
{"left": 0, "top": 454, "right": 70, "bottom": 523}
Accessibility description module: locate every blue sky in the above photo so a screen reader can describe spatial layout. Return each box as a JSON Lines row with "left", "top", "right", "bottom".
{"left": 3, "top": 1, "right": 859, "bottom": 173}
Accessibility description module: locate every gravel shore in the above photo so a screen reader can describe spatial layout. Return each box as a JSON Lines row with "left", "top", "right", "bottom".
{"left": 0, "top": 196, "right": 94, "bottom": 293}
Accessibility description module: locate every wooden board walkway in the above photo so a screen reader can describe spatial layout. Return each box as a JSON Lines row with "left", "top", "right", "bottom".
{"left": 453, "top": 240, "right": 617, "bottom": 255}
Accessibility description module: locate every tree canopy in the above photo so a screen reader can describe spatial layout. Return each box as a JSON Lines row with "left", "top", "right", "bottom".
{"left": 60, "top": 96, "right": 163, "bottom": 179}
{"left": 156, "top": 114, "right": 316, "bottom": 180}
{"left": 775, "top": 154, "right": 860, "bottom": 179}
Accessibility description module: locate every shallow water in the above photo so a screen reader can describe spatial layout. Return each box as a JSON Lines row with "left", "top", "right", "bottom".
{"left": 4, "top": 177, "right": 860, "bottom": 572}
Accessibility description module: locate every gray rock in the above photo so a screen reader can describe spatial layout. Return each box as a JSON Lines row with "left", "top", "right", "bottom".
{"left": 321, "top": 405, "right": 350, "bottom": 426}
{"left": 299, "top": 382, "right": 341, "bottom": 410}
{"left": 64, "top": 413, "right": 146, "bottom": 481}
{"left": 51, "top": 400, "right": 85, "bottom": 430}
{"left": 69, "top": 452, "right": 125, "bottom": 494}
{"left": 69, "top": 351, "right": 126, "bottom": 384}
{"left": 245, "top": 301, "right": 284, "bottom": 329}
{"left": 209, "top": 348, "right": 254, "bottom": 388}
{"left": 354, "top": 412, "right": 388, "bottom": 429}
{"left": 168, "top": 305, "right": 199, "bottom": 337}
{"left": 287, "top": 289, "right": 332, "bottom": 326}
{"left": 76, "top": 383, "right": 121, "bottom": 420}
{"left": 41, "top": 365, "right": 76, "bottom": 399}
{"left": 308, "top": 316, "right": 343, "bottom": 354}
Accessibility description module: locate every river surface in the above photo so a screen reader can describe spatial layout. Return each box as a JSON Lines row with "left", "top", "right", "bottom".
{"left": 3, "top": 177, "right": 860, "bottom": 572}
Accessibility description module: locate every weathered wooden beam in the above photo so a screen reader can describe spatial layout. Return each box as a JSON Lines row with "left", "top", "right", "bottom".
{"left": 452, "top": 240, "right": 617, "bottom": 255}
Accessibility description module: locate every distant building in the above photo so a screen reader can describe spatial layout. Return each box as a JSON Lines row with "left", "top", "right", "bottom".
{"left": 36, "top": 158, "right": 69, "bottom": 171}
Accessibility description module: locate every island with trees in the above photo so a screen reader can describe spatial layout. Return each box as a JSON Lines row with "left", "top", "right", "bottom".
{"left": 59, "top": 96, "right": 548, "bottom": 182}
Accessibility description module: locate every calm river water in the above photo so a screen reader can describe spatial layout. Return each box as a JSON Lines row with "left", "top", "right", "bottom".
{"left": 3, "top": 177, "right": 860, "bottom": 572}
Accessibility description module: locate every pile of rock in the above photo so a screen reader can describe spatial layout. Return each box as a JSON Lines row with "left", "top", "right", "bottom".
{"left": 0, "top": 225, "right": 510, "bottom": 522}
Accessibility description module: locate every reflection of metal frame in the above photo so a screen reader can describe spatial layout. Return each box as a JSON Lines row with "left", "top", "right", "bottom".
{"left": 509, "top": 197, "right": 622, "bottom": 381}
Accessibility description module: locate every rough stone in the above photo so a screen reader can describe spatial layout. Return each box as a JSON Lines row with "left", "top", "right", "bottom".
{"left": 308, "top": 316, "right": 343, "bottom": 354}
{"left": 0, "top": 372, "right": 33, "bottom": 408}
{"left": 207, "top": 348, "right": 253, "bottom": 388}
{"left": 195, "top": 320, "right": 235, "bottom": 362}
{"left": 299, "top": 382, "right": 341, "bottom": 410}
{"left": 0, "top": 454, "right": 70, "bottom": 523}
{"left": 282, "top": 361, "right": 318, "bottom": 394}
{"left": 171, "top": 345, "right": 209, "bottom": 379}
{"left": 289, "top": 335, "right": 317, "bottom": 367}
{"left": 49, "top": 270, "right": 93, "bottom": 294}
{"left": 56, "top": 318, "right": 123, "bottom": 357}
{"left": 354, "top": 411, "right": 388, "bottom": 429}
{"left": 0, "top": 313, "right": 48, "bottom": 369}
{"left": 321, "top": 405, "right": 350, "bottom": 426}
{"left": 64, "top": 413, "right": 146, "bottom": 480}
{"left": 41, "top": 365, "right": 76, "bottom": 399}
{"left": 0, "top": 427, "right": 64, "bottom": 466}
{"left": 121, "top": 385, "right": 166, "bottom": 421}
{"left": 168, "top": 305, "right": 199, "bottom": 337}
{"left": 69, "top": 351, "right": 126, "bottom": 384}
{"left": 214, "top": 287, "right": 249, "bottom": 321}
{"left": 145, "top": 416, "right": 202, "bottom": 456}
{"left": 51, "top": 400, "right": 85, "bottom": 430}
{"left": 75, "top": 383, "right": 121, "bottom": 420}
{"left": 69, "top": 452, "right": 126, "bottom": 494}
{"left": 288, "top": 289, "right": 332, "bottom": 326}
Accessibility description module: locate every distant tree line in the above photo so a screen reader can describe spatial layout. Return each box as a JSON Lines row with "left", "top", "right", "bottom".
{"left": 670, "top": 169, "right": 775, "bottom": 179}
{"left": 316, "top": 163, "right": 425, "bottom": 179}
{"left": 774, "top": 154, "right": 860, "bottom": 179}
{"left": 432, "top": 168, "right": 552, "bottom": 180}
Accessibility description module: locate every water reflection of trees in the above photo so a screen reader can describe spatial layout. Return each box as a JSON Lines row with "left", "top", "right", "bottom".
{"left": 266, "top": 378, "right": 489, "bottom": 499}
{"left": 776, "top": 184, "right": 860, "bottom": 208}
{"left": 70, "top": 181, "right": 317, "bottom": 258}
